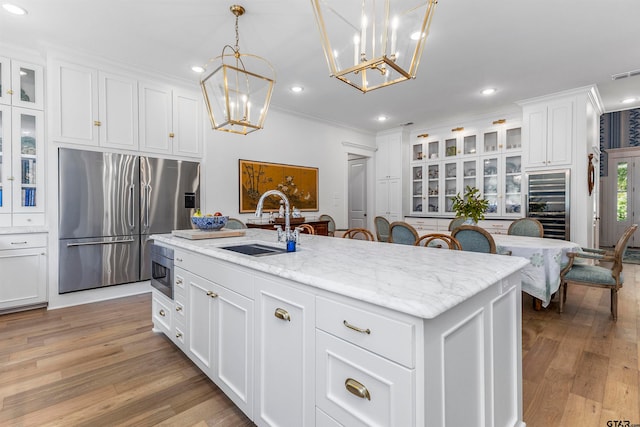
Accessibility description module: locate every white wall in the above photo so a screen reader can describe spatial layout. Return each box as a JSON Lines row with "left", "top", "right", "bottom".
{"left": 201, "top": 109, "right": 376, "bottom": 229}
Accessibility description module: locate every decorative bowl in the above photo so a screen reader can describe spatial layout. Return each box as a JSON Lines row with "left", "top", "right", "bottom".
{"left": 191, "top": 215, "right": 228, "bottom": 230}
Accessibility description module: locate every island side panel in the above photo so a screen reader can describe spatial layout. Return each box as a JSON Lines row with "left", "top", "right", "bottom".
{"left": 422, "top": 271, "right": 523, "bottom": 427}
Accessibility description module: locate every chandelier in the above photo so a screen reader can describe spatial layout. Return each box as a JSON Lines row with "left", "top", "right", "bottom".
{"left": 200, "top": 5, "right": 275, "bottom": 135}
{"left": 310, "top": 0, "right": 438, "bottom": 93}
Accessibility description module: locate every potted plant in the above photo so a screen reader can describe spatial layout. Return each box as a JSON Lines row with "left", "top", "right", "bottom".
{"left": 451, "top": 185, "right": 489, "bottom": 225}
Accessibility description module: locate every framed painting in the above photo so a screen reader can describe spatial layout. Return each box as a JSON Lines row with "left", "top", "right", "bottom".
{"left": 239, "top": 159, "right": 319, "bottom": 213}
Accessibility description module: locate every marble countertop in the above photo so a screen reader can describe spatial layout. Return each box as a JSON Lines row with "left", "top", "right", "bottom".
{"left": 152, "top": 229, "right": 528, "bottom": 319}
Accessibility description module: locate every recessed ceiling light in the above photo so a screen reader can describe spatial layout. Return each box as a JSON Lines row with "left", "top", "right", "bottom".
{"left": 481, "top": 88, "right": 497, "bottom": 96}
{"left": 377, "top": 115, "right": 388, "bottom": 122}
{"left": 191, "top": 66, "right": 205, "bottom": 73}
{"left": 290, "top": 85, "right": 304, "bottom": 93}
{"left": 2, "top": 3, "right": 27, "bottom": 15}
{"left": 622, "top": 97, "right": 637, "bottom": 104}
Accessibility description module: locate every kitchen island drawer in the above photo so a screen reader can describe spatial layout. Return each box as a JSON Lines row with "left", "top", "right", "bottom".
{"left": 0, "top": 233, "right": 47, "bottom": 250}
{"left": 316, "top": 330, "right": 414, "bottom": 427}
{"left": 316, "top": 296, "right": 417, "bottom": 368}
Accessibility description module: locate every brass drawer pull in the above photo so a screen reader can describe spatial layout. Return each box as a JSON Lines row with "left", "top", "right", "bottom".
{"left": 94, "top": 120, "right": 101, "bottom": 126}
{"left": 176, "top": 332, "right": 183, "bottom": 339}
{"left": 175, "top": 306, "right": 183, "bottom": 312}
{"left": 206, "top": 291, "right": 218, "bottom": 298}
{"left": 274, "top": 308, "right": 291, "bottom": 321}
{"left": 176, "top": 278, "right": 183, "bottom": 285}
{"left": 345, "top": 378, "right": 371, "bottom": 401}
{"left": 159, "top": 309, "right": 166, "bottom": 317}
{"left": 343, "top": 320, "right": 370, "bottom": 335}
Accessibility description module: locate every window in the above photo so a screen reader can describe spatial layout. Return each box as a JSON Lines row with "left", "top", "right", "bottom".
{"left": 617, "top": 162, "right": 628, "bottom": 221}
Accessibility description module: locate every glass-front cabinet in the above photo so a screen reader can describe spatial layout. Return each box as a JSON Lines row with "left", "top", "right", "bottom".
{"left": 0, "top": 107, "right": 44, "bottom": 226}
{"left": 409, "top": 122, "right": 521, "bottom": 217}
{"left": 0, "top": 57, "right": 44, "bottom": 110}
{"left": 481, "top": 153, "right": 522, "bottom": 217}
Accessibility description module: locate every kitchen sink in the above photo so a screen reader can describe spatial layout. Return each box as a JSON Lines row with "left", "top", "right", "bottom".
{"left": 220, "top": 243, "right": 287, "bottom": 257}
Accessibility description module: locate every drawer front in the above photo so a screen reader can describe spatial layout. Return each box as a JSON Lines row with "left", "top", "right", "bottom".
{"left": 316, "top": 296, "right": 416, "bottom": 368}
{"left": 174, "top": 249, "right": 254, "bottom": 299}
{"left": 0, "top": 233, "right": 47, "bottom": 250}
{"left": 174, "top": 269, "right": 187, "bottom": 299}
{"left": 152, "top": 291, "right": 172, "bottom": 334}
{"left": 316, "top": 330, "right": 414, "bottom": 427}
{"left": 12, "top": 214, "right": 45, "bottom": 227}
{"left": 173, "top": 325, "right": 186, "bottom": 349}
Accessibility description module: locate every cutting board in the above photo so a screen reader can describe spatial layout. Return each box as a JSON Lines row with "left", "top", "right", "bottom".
{"left": 171, "top": 229, "right": 246, "bottom": 240}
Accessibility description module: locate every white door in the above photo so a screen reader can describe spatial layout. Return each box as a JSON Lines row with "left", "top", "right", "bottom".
{"left": 348, "top": 157, "right": 367, "bottom": 228}
{"left": 604, "top": 154, "right": 640, "bottom": 247}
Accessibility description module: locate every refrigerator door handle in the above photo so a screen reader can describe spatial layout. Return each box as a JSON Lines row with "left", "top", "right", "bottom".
{"left": 128, "top": 184, "right": 135, "bottom": 231}
{"left": 144, "top": 184, "right": 151, "bottom": 230}
{"left": 67, "top": 238, "right": 135, "bottom": 247}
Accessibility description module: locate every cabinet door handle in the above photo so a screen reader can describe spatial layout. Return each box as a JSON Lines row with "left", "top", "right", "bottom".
{"left": 94, "top": 120, "right": 101, "bottom": 126}
{"left": 206, "top": 291, "right": 218, "bottom": 298}
{"left": 7, "top": 89, "right": 14, "bottom": 95}
{"left": 10, "top": 241, "right": 28, "bottom": 245}
{"left": 159, "top": 309, "right": 166, "bottom": 317}
{"left": 274, "top": 308, "right": 291, "bottom": 321}
{"left": 169, "top": 132, "right": 175, "bottom": 138}
{"left": 345, "top": 378, "right": 371, "bottom": 401}
{"left": 343, "top": 320, "right": 371, "bottom": 335}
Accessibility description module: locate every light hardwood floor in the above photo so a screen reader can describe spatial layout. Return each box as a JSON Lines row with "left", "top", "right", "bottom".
{"left": 1, "top": 265, "right": 639, "bottom": 426}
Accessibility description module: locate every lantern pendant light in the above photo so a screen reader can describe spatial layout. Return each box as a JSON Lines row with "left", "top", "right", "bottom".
{"left": 310, "top": 0, "right": 438, "bottom": 93}
{"left": 200, "top": 5, "right": 276, "bottom": 135}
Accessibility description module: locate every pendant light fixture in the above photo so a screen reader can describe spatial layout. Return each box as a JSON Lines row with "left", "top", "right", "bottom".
{"left": 200, "top": 5, "right": 275, "bottom": 135}
{"left": 310, "top": 0, "right": 438, "bottom": 93}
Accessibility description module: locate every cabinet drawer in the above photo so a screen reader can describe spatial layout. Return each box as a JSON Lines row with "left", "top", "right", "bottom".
{"left": 152, "top": 291, "right": 172, "bottom": 333}
{"left": 12, "top": 214, "right": 45, "bottom": 227}
{"left": 316, "top": 330, "right": 414, "bottom": 427}
{"left": 0, "top": 233, "right": 47, "bottom": 250}
{"left": 316, "top": 296, "right": 416, "bottom": 368}
{"left": 174, "top": 249, "right": 254, "bottom": 298}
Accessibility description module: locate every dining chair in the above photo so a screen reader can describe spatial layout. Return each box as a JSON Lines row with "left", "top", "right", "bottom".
{"left": 451, "top": 225, "right": 498, "bottom": 254}
{"left": 559, "top": 223, "right": 638, "bottom": 321}
{"left": 341, "top": 228, "right": 375, "bottom": 241}
{"left": 388, "top": 221, "right": 419, "bottom": 245}
{"left": 414, "top": 233, "right": 462, "bottom": 250}
{"left": 225, "top": 218, "right": 247, "bottom": 229}
{"left": 508, "top": 218, "right": 544, "bottom": 237}
{"left": 319, "top": 214, "right": 337, "bottom": 236}
{"left": 374, "top": 216, "right": 390, "bottom": 242}
{"left": 448, "top": 216, "right": 466, "bottom": 232}
{"left": 297, "top": 224, "right": 315, "bottom": 235}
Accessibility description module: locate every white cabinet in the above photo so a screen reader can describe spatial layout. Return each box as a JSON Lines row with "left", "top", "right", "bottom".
{"left": 0, "top": 106, "right": 45, "bottom": 226}
{"left": 523, "top": 99, "right": 573, "bottom": 168}
{"left": 139, "top": 82, "right": 202, "bottom": 158}
{"left": 0, "top": 57, "right": 44, "bottom": 110}
{"left": 255, "top": 276, "right": 315, "bottom": 427}
{"left": 51, "top": 60, "right": 138, "bottom": 149}
{"left": 375, "top": 177, "right": 401, "bottom": 222}
{"left": 0, "top": 233, "right": 47, "bottom": 311}
{"left": 480, "top": 152, "right": 523, "bottom": 217}
{"left": 177, "top": 252, "right": 254, "bottom": 419}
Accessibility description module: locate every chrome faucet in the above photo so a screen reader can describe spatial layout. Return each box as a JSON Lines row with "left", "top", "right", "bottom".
{"left": 255, "top": 190, "right": 298, "bottom": 246}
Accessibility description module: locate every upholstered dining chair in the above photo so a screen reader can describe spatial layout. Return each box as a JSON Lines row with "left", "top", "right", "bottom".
{"left": 319, "top": 214, "right": 337, "bottom": 236}
{"left": 297, "top": 224, "right": 315, "bottom": 235}
{"left": 414, "top": 233, "right": 462, "bottom": 250}
{"left": 559, "top": 223, "right": 638, "bottom": 321}
{"left": 225, "top": 218, "right": 247, "bottom": 229}
{"left": 388, "top": 221, "right": 419, "bottom": 245}
{"left": 374, "top": 216, "right": 390, "bottom": 242}
{"left": 451, "top": 225, "right": 498, "bottom": 254}
{"left": 342, "top": 228, "right": 375, "bottom": 241}
{"left": 508, "top": 218, "right": 544, "bottom": 237}
{"left": 448, "top": 217, "right": 466, "bottom": 232}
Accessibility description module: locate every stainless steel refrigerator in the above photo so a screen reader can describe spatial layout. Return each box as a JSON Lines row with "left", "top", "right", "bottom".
{"left": 58, "top": 148, "right": 199, "bottom": 293}
{"left": 525, "top": 169, "right": 570, "bottom": 240}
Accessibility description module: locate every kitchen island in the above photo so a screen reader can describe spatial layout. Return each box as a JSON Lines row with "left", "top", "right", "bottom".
{"left": 152, "top": 229, "right": 528, "bottom": 427}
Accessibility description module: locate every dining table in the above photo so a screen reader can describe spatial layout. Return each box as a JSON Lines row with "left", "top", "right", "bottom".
{"left": 492, "top": 234, "right": 581, "bottom": 308}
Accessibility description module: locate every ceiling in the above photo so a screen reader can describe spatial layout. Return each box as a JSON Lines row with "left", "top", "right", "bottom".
{"left": 2, "top": 0, "right": 640, "bottom": 133}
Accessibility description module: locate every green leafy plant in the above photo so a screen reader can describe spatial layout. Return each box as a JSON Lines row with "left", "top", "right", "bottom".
{"left": 451, "top": 185, "right": 489, "bottom": 224}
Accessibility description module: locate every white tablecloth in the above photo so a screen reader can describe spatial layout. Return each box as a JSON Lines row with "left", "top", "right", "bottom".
{"left": 493, "top": 234, "right": 581, "bottom": 307}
